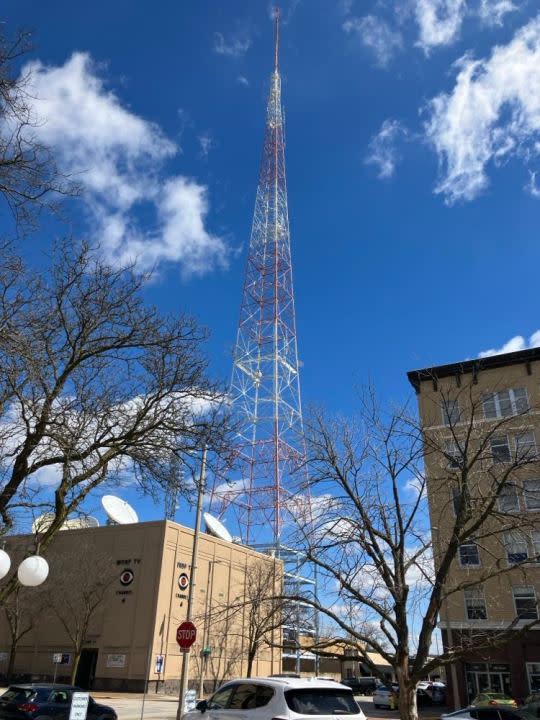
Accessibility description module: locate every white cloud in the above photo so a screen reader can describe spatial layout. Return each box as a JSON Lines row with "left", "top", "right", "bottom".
{"left": 237, "top": 75, "right": 250, "bottom": 87}
{"left": 415, "top": 0, "right": 466, "bottom": 52}
{"left": 18, "top": 52, "right": 228, "bottom": 276}
{"left": 478, "top": 330, "right": 540, "bottom": 358}
{"left": 214, "top": 31, "right": 252, "bottom": 57}
{"left": 343, "top": 15, "right": 403, "bottom": 67}
{"left": 198, "top": 132, "right": 214, "bottom": 159}
{"left": 425, "top": 16, "right": 540, "bottom": 204}
{"left": 478, "top": 0, "right": 517, "bottom": 26}
{"left": 365, "top": 119, "right": 407, "bottom": 178}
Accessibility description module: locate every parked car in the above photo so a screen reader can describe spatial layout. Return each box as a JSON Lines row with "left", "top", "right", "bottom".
{"left": 441, "top": 706, "right": 537, "bottom": 720}
{"left": 472, "top": 694, "right": 517, "bottom": 708}
{"left": 342, "top": 678, "right": 378, "bottom": 695}
{"left": 182, "top": 677, "right": 367, "bottom": 720}
{"left": 373, "top": 685, "right": 398, "bottom": 709}
{"left": 0, "top": 685, "right": 117, "bottom": 720}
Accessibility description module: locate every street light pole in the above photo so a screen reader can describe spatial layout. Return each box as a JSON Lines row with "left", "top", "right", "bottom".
{"left": 177, "top": 444, "right": 207, "bottom": 720}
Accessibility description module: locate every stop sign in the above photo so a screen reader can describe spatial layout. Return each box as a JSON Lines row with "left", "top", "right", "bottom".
{"left": 176, "top": 621, "right": 197, "bottom": 650}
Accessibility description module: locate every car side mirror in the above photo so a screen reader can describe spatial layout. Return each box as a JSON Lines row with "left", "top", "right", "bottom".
{"left": 196, "top": 700, "right": 208, "bottom": 713}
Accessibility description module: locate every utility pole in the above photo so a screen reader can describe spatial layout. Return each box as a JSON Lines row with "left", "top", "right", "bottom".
{"left": 176, "top": 445, "right": 207, "bottom": 720}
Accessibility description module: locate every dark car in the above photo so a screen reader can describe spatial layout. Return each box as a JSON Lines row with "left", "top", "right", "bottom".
{"left": 342, "top": 678, "right": 378, "bottom": 695}
{"left": 0, "top": 685, "right": 117, "bottom": 720}
{"left": 441, "top": 706, "right": 537, "bottom": 720}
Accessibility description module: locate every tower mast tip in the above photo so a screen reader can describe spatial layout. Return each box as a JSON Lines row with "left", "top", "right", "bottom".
{"left": 273, "top": 6, "right": 280, "bottom": 71}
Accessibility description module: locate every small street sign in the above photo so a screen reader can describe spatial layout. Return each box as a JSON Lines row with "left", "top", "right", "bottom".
{"left": 155, "top": 654, "right": 164, "bottom": 674}
{"left": 53, "top": 653, "right": 62, "bottom": 664}
{"left": 69, "top": 692, "right": 89, "bottom": 720}
{"left": 176, "top": 620, "right": 197, "bottom": 650}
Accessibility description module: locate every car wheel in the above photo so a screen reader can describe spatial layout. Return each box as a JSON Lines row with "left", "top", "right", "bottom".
{"left": 374, "top": 704, "right": 380, "bottom": 708}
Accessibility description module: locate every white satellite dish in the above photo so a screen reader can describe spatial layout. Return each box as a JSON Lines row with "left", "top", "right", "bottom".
{"left": 61, "top": 516, "right": 100, "bottom": 531}
{"left": 32, "top": 513, "right": 55, "bottom": 534}
{"left": 102, "top": 495, "right": 139, "bottom": 525}
{"left": 203, "top": 512, "right": 232, "bottom": 542}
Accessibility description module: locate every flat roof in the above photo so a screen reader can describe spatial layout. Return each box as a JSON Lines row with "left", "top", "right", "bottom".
{"left": 407, "top": 346, "right": 540, "bottom": 392}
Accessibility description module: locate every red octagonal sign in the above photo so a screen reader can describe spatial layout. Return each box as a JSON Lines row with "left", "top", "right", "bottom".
{"left": 176, "top": 621, "right": 197, "bottom": 650}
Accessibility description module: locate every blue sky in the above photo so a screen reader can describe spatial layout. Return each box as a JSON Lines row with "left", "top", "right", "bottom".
{"left": 3, "top": 0, "right": 540, "bottom": 524}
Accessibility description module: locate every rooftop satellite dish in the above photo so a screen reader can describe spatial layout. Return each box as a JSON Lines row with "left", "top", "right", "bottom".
{"left": 61, "top": 516, "right": 100, "bottom": 531}
{"left": 101, "top": 495, "right": 139, "bottom": 525}
{"left": 32, "top": 513, "right": 55, "bottom": 534}
{"left": 203, "top": 512, "right": 232, "bottom": 543}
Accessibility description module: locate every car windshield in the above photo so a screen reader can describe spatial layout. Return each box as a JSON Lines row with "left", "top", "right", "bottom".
{"left": 0, "top": 688, "right": 35, "bottom": 703}
{"left": 285, "top": 689, "right": 360, "bottom": 715}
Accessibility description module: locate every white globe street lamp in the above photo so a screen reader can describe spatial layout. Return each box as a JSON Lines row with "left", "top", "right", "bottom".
{"left": 0, "top": 549, "right": 11, "bottom": 580}
{"left": 0, "top": 549, "right": 49, "bottom": 587}
{"left": 17, "top": 555, "right": 49, "bottom": 587}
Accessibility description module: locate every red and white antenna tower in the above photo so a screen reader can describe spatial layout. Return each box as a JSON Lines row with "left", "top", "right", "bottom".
{"left": 209, "top": 9, "right": 306, "bottom": 548}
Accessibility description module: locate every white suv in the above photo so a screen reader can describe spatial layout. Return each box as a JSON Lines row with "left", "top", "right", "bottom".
{"left": 182, "top": 677, "right": 367, "bottom": 720}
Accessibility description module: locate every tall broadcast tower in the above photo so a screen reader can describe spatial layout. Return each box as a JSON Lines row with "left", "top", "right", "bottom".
{"left": 208, "top": 10, "right": 307, "bottom": 549}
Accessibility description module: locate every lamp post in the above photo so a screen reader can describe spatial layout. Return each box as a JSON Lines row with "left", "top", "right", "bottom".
{"left": 0, "top": 549, "right": 49, "bottom": 587}
{"left": 177, "top": 444, "right": 207, "bottom": 720}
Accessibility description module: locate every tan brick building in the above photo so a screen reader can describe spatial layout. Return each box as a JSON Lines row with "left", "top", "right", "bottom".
{"left": 408, "top": 347, "right": 540, "bottom": 707}
{"left": 0, "top": 520, "right": 281, "bottom": 692}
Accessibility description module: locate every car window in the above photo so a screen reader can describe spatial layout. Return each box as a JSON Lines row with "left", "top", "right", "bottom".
{"left": 208, "top": 685, "right": 236, "bottom": 710}
{"left": 229, "top": 685, "right": 258, "bottom": 710}
{"left": 476, "top": 709, "right": 501, "bottom": 720}
{"left": 284, "top": 689, "right": 360, "bottom": 715}
{"left": 499, "top": 711, "right": 518, "bottom": 720}
{"left": 1, "top": 688, "right": 35, "bottom": 703}
{"left": 50, "top": 690, "right": 71, "bottom": 704}
{"left": 256, "top": 686, "right": 274, "bottom": 708}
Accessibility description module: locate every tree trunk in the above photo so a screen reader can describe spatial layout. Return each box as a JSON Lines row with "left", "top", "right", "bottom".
{"left": 246, "top": 649, "right": 256, "bottom": 678}
{"left": 70, "top": 648, "right": 82, "bottom": 685}
{"left": 398, "top": 684, "right": 418, "bottom": 720}
{"left": 7, "top": 641, "right": 16, "bottom": 682}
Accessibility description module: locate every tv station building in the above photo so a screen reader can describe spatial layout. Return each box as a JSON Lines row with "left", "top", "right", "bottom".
{"left": 0, "top": 520, "right": 282, "bottom": 691}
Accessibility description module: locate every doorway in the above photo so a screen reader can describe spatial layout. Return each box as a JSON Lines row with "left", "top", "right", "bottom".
{"left": 465, "top": 663, "right": 511, "bottom": 702}
{"left": 75, "top": 649, "right": 99, "bottom": 689}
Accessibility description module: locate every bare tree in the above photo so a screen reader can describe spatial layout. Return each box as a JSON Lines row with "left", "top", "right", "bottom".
{"left": 288, "top": 385, "right": 540, "bottom": 720}
{"left": 191, "top": 620, "right": 244, "bottom": 695}
{"left": 3, "top": 584, "right": 43, "bottom": 681}
{"left": 43, "top": 544, "right": 117, "bottom": 683}
{"left": 0, "top": 28, "right": 75, "bottom": 230}
{"left": 0, "top": 240, "right": 231, "bottom": 602}
{"left": 209, "top": 558, "right": 286, "bottom": 678}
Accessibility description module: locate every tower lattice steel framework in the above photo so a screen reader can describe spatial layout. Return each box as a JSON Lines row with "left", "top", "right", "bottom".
{"left": 208, "top": 11, "right": 307, "bottom": 549}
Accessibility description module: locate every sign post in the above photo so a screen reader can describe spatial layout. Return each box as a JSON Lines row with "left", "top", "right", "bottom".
{"left": 176, "top": 443, "right": 206, "bottom": 720}
{"left": 176, "top": 445, "right": 207, "bottom": 720}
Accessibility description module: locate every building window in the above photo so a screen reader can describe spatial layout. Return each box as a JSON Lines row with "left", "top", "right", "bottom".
{"left": 483, "top": 388, "right": 529, "bottom": 419}
{"left": 464, "top": 587, "right": 487, "bottom": 620}
{"left": 490, "top": 436, "right": 511, "bottom": 463}
{"left": 516, "top": 431, "right": 537, "bottom": 460}
{"left": 504, "top": 532, "right": 529, "bottom": 564}
{"left": 524, "top": 480, "right": 540, "bottom": 510}
{"left": 532, "top": 533, "right": 540, "bottom": 562}
{"left": 497, "top": 484, "right": 519, "bottom": 512}
{"left": 445, "top": 440, "right": 461, "bottom": 469}
{"left": 526, "top": 663, "right": 540, "bottom": 694}
{"left": 459, "top": 543, "right": 481, "bottom": 567}
{"left": 513, "top": 586, "right": 538, "bottom": 620}
{"left": 442, "top": 399, "right": 461, "bottom": 426}
{"left": 452, "top": 486, "right": 470, "bottom": 515}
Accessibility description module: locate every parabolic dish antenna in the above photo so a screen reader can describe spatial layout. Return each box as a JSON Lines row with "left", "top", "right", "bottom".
{"left": 32, "top": 513, "right": 55, "bottom": 534}
{"left": 61, "top": 516, "right": 100, "bottom": 530}
{"left": 203, "top": 512, "right": 232, "bottom": 543}
{"left": 102, "top": 495, "right": 139, "bottom": 525}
